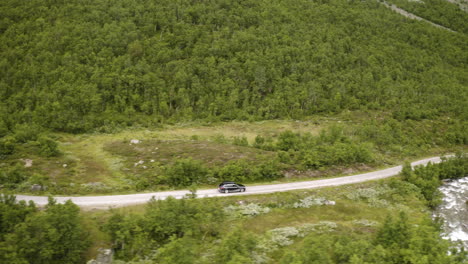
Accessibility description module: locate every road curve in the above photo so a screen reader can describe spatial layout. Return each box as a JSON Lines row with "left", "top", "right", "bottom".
{"left": 15, "top": 156, "right": 447, "bottom": 209}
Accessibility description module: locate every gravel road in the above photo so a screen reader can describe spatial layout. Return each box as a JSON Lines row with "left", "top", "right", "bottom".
{"left": 15, "top": 156, "right": 447, "bottom": 209}
{"left": 382, "top": 1, "right": 455, "bottom": 32}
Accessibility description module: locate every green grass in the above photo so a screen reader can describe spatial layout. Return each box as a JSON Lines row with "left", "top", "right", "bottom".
{"left": 104, "top": 139, "right": 275, "bottom": 166}
{"left": 80, "top": 178, "right": 430, "bottom": 261}
{"left": 4, "top": 114, "right": 465, "bottom": 195}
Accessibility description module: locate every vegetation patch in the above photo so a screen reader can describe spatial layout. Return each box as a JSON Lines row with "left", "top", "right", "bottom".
{"left": 104, "top": 139, "right": 275, "bottom": 167}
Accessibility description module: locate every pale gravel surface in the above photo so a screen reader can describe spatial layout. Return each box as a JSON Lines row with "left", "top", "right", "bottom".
{"left": 15, "top": 156, "right": 448, "bottom": 209}
{"left": 444, "top": 0, "right": 468, "bottom": 12}
{"left": 382, "top": 1, "right": 456, "bottom": 32}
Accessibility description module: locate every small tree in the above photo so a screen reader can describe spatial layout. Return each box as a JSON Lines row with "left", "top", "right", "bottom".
{"left": 38, "top": 136, "right": 60, "bottom": 157}
{"left": 164, "top": 158, "right": 207, "bottom": 187}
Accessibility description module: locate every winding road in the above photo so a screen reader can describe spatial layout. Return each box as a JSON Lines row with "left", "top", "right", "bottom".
{"left": 382, "top": 1, "right": 456, "bottom": 32}
{"left": 14, "top": 156, "right": 449, "bottom": 209}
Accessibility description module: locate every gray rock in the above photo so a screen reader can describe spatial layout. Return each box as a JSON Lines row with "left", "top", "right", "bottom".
{"left": 86, "top": 248, "right": 113, "bottom": 264}
{"left": 21, "top": 159, "right": 33, "bottom": 167}
{"left": 96, "top": 248, "right": 113, "bottom": 264}
{"left": 31, "top": 184, "right": 43, "bottom": 192}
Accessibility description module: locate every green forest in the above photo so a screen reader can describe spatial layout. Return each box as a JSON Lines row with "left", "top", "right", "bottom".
{"left": 0, "top": 0, "right": 467, "bottom": 262}
{"left": 0, "top": 0, "right": 467, "bottom": 134}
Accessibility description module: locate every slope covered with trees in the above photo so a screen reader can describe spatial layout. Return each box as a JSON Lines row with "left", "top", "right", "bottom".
{"left": 0, "top": 0, "right": 467, "bottom": 134}
{"left": 0, "top": 0, "right": 467, "bottom": 262}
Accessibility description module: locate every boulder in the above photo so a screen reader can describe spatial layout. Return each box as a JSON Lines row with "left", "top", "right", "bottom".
{"left": 21, "top": 159, "right": 33, "bottom": 167}
{"left": 31, "top": 184, "right": 43, "bottom": 192}
{"left": 95, "top": 248, "right": 113, "bottom": 264}
{"left": 130, "top": 139, "right": 140, "bottom": 144}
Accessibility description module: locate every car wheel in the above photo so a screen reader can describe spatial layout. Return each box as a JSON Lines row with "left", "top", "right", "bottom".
{"left": 242, "top": 188, "right": 246, "bottom": 192}
{"left": 224, "top": 189, "right": 228, "bottom": 193}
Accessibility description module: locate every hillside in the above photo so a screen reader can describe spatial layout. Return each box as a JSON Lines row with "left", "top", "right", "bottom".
{"left": 0, "top": 0, "right": 467, "bottom": 133}
{"left": 0, "top": 0, "right": 467, "bottom": 263}
{"left": 1, "top": 0, "right": 467, "bottom": 195}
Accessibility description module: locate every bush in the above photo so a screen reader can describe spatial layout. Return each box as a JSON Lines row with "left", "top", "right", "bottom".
{"left": 224, "top": 203, "right": 271, "bottom": 218}
{"left": 0, "top": 164, "right": 27, "bottom": 188}
{"left": 163, "top": 158, "right": 208, "bottom": 187}
{"left": 0, "top": 136, "right": 16, "bottom": 156}
{"left": 214, "top": 159, "right": 283, "bottom": 183}
{"left": 276, "top": 130, "right": 301, "bottom": 151}
{"left": 38, "top": 136, "right": 60, "bottom": 157}
{"left": 253, "top": 158, "right": 283, "bottom": 181}
{"left": 215, "top": 159, "right": 251, "bottom": 182}
{"left": 0, "top": 120, "right": 9, "bottom": 138}
{"left": 232, "top": 136, "right": 249, "bottom": 146}
{"left": 13, "top": 124, "right": 42, "bottom": 143}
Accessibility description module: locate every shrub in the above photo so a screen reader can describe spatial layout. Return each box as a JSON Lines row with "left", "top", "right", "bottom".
{"left": 0, "top": 164, "right": 27, "bottom": 188}
{"left": 292, "top": 196, "right": 329, "bottom": 208}
{"left": 163, "top": 158, "right": 208, "bottom": 187}
{"left": 0, "top": 120, "right": 9, "bottom": 138}
{"left": 224, "top": 203, "right": 271, "bottom": 218}
{"left": 38, "top": 136, "right": 60, "bottom": 157}
{"left": 253, "top": 158, "right": 283, "bottom": 181}
{"left": 214, "top": 158, "right": 283, "bottom": 183}
{"left": 253, "top": 135, "right": 265, "bottom": 148}
{"left": 0, "top": 136, "right": 16, "bottom": 156}
{"left": 232, "top": 136, "right": 249, "bottom": 146}
{"left": 276, "top": 130, "right": 301, "bottom": 151}
{"left": 215, "top": 159, "right": 251, "bottom": 182}
{"left": 345, "top": 185, "right": 391, "bottom": 208}
{"left": 13, "top": 124, "right": 42, "bottom": 143}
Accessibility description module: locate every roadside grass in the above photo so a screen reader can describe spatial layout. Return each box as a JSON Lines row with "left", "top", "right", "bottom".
{"left": 5, "top": 115, "right": 466, "bottom": 195}
{"left": 80, "top": 178, "right": 429, "bottom": 261}
{"left": 19, "top": 120, "right": 324, "bottom": 194}
{"left": 239, "top": 181, "right": 427, "bottom": 233}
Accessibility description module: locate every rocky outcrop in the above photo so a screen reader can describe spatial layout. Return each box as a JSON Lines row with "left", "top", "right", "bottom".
{"left": 30, "top": 184, "right": 45, "bottom": 192}
{"left": 130, "top": 139, "right": 140, "bottom": 144}
{"left": 21, "top": 159, "right": 33, "bottom": 167}
{"left": 87, "top": 248, "right": 113, "bottom": 264}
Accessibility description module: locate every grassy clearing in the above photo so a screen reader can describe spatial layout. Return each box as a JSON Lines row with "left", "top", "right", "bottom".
{"left": 13, "top": 120, "right": 325, "bottom": 194}
{"left": 156, "top": 119, "right": 324, "bottom": 143}
{"left": 6, "top": 115, "right": 465, "bottom": 195}
{"left": 104, "top": 139, "right": 275, "bottom": 167}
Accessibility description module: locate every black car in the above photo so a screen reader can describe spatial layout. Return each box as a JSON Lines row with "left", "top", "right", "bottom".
{"left": 218, "top": 181, "right": 246, "bottom": 193}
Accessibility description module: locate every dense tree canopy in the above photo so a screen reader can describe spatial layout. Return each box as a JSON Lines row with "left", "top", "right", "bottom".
{"left": 0, "top": 196, "right": 89, "bottom": 264}
{"left": 0, "top": 0, "right": 466, "bottom": 134}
